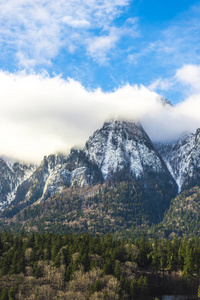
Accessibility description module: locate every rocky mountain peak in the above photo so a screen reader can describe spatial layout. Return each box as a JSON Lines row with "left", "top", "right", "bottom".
{"left": 83, "top": 120, "right": 177, "bottom": 194}
{"left": 0, "top": 119, "right": 178, "bottom": 225}
{"left": 99, "top": 120, "right": 149, "bottom": 142}
{"left": 155, "top": 129, "right": 200, "bottom": 192}
{"left": 156, "top": 95, "right": 172, "bottom": 107}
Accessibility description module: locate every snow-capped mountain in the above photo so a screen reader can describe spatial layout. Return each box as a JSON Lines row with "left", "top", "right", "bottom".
{"left": 11, "top": 150, "right": 103, "bottom": 208}
{"left": 155, "top": 129, "right": 200, "bottom": 192}
{"left": 156, "top": 95, "right": 172, "bottom": 107}
{"left": 0, "top": 157, "right": 36, "bottom": 210}
{"left": 40, "top": 150, "right": 103, "bottom": 202}
{"left": 84, "top": 120, "right": 175, "bottom": 181}
{"left": 83, "top": 120, "right": 178, "bottom": 221}
{"left": 12, "top": 153, "right": 68, "bottom": 206}
{"left": 2, "top": 118, "right": 200, "bottom": 236}
{"left": 3, "top": 120, "right": 177, "bottom": 215}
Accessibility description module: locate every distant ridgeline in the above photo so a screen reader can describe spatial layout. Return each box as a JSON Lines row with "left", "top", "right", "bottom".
{"left": 0, "top": 232, "right": 199, "bottom": 299}
{"left": 1, "top": 120, "right": 200, "bottom": 238}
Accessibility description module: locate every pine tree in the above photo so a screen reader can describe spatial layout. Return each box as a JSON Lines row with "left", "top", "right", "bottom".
{"left": 198, "top": 284, "right": 200, "bottom": 299}
{"left": 65, "top": 263, "right": 73, "bottom": 282}
{"left": 8, "top": 287, "right": 15, "bottom": 300}
{"left": 103, "top": 291, "right": 107, "bottom": 300}
{"left": 167, "top": 240, "right": 178, "bottom": 273}
{"left": 114, "top": 261, "right": 121, "bottom": 280}
{"left": 151, "top": 237, "right": 160, "bottom": 271}
{"left": 130, "top": 277, "right": 137, "bottom": 298}
{"left": 1, "top": 288, "right": 8, "bottom": 300}
{"left": 183, "top": 243, "right": 194, "bottom": 278}
{"left": 33, "top": 262, "right": 42, "bottom": 279}
{"left": 137, "top": 276, "right": 148, "bottom": 298}
{"left": 136, "top": 234, "right": 148, "bottom": 268}
{"left": 102, "top": 258, "right": 113, "bottom": 275}
{"left": 54, "top": 253, "right": 61, "bottom": 268}
{"left": 93, "top": 281, "right": 101, "bottom": 293}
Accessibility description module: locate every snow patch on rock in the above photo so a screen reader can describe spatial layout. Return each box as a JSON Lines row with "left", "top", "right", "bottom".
{"left": 84, "top": 120, "right": 165, "bottom": 180}
{"left": 155, "top": 132, "right": 197, "bottom": 192}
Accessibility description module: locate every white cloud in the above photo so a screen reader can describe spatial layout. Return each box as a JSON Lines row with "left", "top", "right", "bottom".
{"left": 172, "top": 64, "right": 200, "bottom": 129}
{"left": 150, "top": 63, "right": 200, "bottom": 97}
{"left": 148, "top": 78, "right": 173, "bottom": 92}
{"left": 1, "top": 70, "right": 200, "bottom": 163}
{"left": 175, "top": 64, "right": 200, "bottom": 91}
{"left": 62, "top": 16, "right": 90, "bottom": 28}
{"left": 86, "top": 29, "right": 119, "bottom": 63}
{"left": 86, "top": 19, "right": 138, "bottom": 64}
{"left": 0, "top": 0, "right": 132, "bottom": 67}
{"left": 144, "top": 64, "right": 200, "bottom": 140}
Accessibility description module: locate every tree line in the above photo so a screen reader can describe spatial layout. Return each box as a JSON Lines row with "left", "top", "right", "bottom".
{"left": 0, "top": 232, "right": 199, "bottom": 299}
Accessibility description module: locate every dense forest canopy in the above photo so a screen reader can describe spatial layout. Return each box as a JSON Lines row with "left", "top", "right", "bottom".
{"left": 0, "top": 232, "right": 199, "bottom": 299}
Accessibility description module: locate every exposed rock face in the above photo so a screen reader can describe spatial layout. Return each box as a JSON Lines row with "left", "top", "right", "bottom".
{"left": 0, "top": 158, "right": 36, "bottom": 210}
{"left": 40, "top": 150, "right": 103, "bottom": 202}
{"left": 83, "top": 120, "right": 178, "bottom": 221}
{"left": 4, "top": 117, "right": 200, "bottom": 236}
{"left": 155, "top": 129, "right": 200, "bottom": 192}
{"left": 0, "top": 120, "right": 178, "bottom": 220}
{"left": 12, "top": 154, "right": 67, "bottom": 205}
{"left": 11, "top": 150, "right": 103, "bottom": 208}
{"left": 84, "top": 120, "right": 175, "bottom": 181}
{"left": 0, "top": 158, "right": 16, "bottom": 209}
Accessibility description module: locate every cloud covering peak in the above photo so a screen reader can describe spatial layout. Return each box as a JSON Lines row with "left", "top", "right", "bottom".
{"left": 0, "top": 69, "right": 200, "bottom": 163}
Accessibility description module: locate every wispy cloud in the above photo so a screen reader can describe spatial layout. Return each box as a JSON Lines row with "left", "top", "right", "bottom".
{"left": 148, "top": 78, "right": 173, "bottom": 91}
{"left": 155, "top": 12, "right": 200, "bottom": 67}
{"left": 86, "top": 18, "right": 138, "bottom": 64}
{"left": 86, "top": 27, "right": 120, "bottom": 64}
{"left": 128, "top": 2, "right": 200, "bottom": 96}
{"left": 0, "top": 0, "right": 133, "bottom": 67}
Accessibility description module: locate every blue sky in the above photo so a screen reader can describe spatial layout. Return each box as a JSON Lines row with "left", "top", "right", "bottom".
{"left": 0, "top": 0, "right": 199, "bottom": 102}
{"left": 1, "top": 0, "right": 200, "bottom": 161}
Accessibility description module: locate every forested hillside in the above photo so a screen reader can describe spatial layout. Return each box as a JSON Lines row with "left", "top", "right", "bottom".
{"left": 157, "top": 186, "right": 200, "bottom": 237}
{"left": 0, "top": 177, "right": 176, "bottom": 238}
{"left": 0, "top": 232, "right": 199, "bottom": 299}
{"left": 0, "top": 120, "right": 178, "bottom": 238}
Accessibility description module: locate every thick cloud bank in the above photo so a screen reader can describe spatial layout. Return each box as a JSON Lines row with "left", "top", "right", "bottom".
{"left": 0, "top": 70, "right": 200, "bottom": 163}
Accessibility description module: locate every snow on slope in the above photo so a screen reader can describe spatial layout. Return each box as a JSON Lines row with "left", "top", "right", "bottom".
{"left": 0, "top": 119, "right": 180, "bottom": 211}
{"left": 0, "top": 157, "right": 36, "bottom": 210}
{"left": 84, "top": 120, "right": 169, "bottom": 180}
{"left": 155, "top": 130, "right": 200, "bottom": 192}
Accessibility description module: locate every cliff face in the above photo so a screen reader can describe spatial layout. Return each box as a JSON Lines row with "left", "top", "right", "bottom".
{"left": 0, "top": 157, "right": 36, "bottom": 210}
{"left": 0, "top": 120, "right": 178, "bottom": 230}
{"left": 155, "top": 128, "right": 200, "bottom": 192}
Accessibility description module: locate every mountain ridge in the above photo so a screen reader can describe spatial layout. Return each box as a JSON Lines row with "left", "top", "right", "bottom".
{"left": 1, "top": 119, "right": 200, "bottom": 237}
{"left": 155, "top": 128, "right": 200, "bottom": 192}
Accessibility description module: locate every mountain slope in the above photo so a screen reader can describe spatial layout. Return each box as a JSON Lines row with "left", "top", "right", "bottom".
{"left": 156, "top": 186, "right": 200, "bottom": 237}
{"left": 0, "top": 120, "right": 178, "bottom": 232}
{"left": 2, "top": 150, "right": 103, "bottom": 218}
{"left": 84, "top": 120, "right": 174, "bottom": 180}
{"left": 40, "top": 149, "right": 103, "bottom": 202}
{"left": 0, "top": 180, "right": 174, "bottom": 236}
{"left": 84, "top": 120, "right": 178, "bottom": 221}
{"left": 0, "top": 158, "right": 16, "bottom": 210}
{"left": 155, "top": 129, "right": 200, "bottom": 192}
{"left": 0, "top": 158, "right": 36, "bottom": 210}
